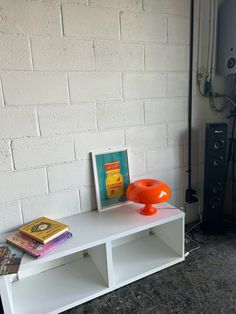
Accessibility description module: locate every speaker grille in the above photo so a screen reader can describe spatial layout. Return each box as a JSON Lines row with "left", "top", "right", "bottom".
{"left": 203, "top": 123, "right": 228, "bottom": 232}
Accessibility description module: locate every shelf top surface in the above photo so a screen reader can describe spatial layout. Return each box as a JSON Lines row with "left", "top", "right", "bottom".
{"left": 18, "top": 202, "right": 184, "bottom": 270}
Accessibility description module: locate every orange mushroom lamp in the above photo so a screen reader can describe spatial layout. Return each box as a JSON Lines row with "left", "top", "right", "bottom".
{"left": 126, "top": 179, "right": 171, "bottom": 216}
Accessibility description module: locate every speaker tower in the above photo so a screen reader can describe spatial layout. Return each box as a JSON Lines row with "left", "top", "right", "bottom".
{"left": 203, "top": 123, "right": 228, "bottom": 232}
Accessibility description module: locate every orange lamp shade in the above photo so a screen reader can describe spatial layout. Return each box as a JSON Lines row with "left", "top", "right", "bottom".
{"left": 126, "top": 179, "right": 171, "bottom": 216}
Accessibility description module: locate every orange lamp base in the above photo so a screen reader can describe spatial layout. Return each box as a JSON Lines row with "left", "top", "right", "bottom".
{"left": 140, "top": 204, "right": 157, "bottom": 216}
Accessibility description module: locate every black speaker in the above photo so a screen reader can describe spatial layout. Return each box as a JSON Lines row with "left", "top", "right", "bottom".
{"left": 203, "top": 123, "right": 228, "bottom": 232}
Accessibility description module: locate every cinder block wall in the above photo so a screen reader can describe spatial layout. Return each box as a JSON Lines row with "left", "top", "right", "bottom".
{"left": 0, "top": 0, "right": 223, "bottom": 234}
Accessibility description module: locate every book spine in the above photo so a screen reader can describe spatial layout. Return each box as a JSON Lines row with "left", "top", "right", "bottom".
{"left": 19, "top": 227, "right": 69, "bottom": 244}
{"left": 42, "top": 228, "right": 68, "bottom": 244}
{"left": 6, "top": 237, "right": 40, "bottom": 258}
{"left": 38, "top": 232, "right": 72, "bottom": 257}
{"left": 19, "top": 230, "right": 45, "bottom": 244}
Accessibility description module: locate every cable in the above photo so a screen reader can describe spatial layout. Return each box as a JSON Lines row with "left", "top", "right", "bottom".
{"left": 197, "top": 78, "right": 236, "bottom": 109}
{"left": 197, "top": 76, "right": 232, "bottom": 113}
{"left": 196, "top": 0, "right": 229, "bottom": 114}
{"left": 185, "top": 203, "right": 202, "bottom": 235}
{"left": 220, "top": 95, "right": 236, "bottom": 107}
{"left": 209, "top": 95, "right": 227, "bottom": 112}
{"left": 184, "top": 202, "right": 203, "bottom": 257}
{"left": 197, "top": 59, "right": 235, "bottom": 112}
{"left": 197, "top": 78, "right": 236, "bottom": 111}
{"left": 185, "top": 234, "right": 201, "bottom": 255}
{"left": 197, "top": 81, "right": 208, "bottom": 98}
{"left": 186, "top": 219, "right": 202, "bottom": 234}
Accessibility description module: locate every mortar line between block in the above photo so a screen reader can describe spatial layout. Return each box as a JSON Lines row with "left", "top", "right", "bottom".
{"left": 28, "top": 37, "right": 34, "bottom": 71}
{"left": 34, "top": 107, "right": 42, "bottom": 137}
{"left": 9, "top": 140, "right": 16, "bottom": 171}
{"left": 59, "top": 4, "right": 65, "bottom": 37}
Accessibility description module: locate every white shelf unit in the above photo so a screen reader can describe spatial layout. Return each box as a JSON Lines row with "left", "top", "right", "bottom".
{"left": 0, "top": 203, "right": 185, "bottom": 314}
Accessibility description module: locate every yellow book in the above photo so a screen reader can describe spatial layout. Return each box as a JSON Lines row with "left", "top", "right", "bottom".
{"left": 19, "top": 217, "right": 69, "bottom": 244}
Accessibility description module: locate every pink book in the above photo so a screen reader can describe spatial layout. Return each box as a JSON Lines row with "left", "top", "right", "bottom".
{"left": 6, "top": 231, "right": 72, "bottom": 258}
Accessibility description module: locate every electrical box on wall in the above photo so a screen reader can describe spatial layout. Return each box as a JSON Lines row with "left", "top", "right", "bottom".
{"left": 217, "top": 0, "right": 236, "bottom": 76}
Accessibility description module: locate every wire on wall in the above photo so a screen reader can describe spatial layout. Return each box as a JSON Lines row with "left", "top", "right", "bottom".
{"left": 197, "top": 0, "right": 236, "bottom": 113}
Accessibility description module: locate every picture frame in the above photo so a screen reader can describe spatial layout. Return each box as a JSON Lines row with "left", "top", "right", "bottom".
{"left": 91, "top": 148, "right": 131, "bottom": 212}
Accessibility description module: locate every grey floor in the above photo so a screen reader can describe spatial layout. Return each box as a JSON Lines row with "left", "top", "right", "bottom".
{"left": 62, "top": 227, "right": 236, "bottom": 314}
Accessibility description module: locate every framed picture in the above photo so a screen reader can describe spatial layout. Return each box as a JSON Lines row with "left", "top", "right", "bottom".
{"left": 91, "top": 148, "right": 131, "bottom": 212}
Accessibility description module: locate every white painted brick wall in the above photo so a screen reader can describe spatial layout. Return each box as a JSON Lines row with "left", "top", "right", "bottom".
{"left": 147, "top": 146, "right": 184, "bottom": 172}
{"left": 167, "top": 72, "right": 189, "bottom": 97}
{"left": 145, "top": 44, "right": 189, "bottom": 71}
{"left": 47, "top": 160, "right": 93, "bottom": 192}
{"left": 125, "top": 125, "right": 167, "bottom": 149}
{"left": 145, "top": 98, "right": 187, "bottom": 124}
{"left": 62, "top": 5, "right": 119, "bottom": 39}
{"left": 90, "top": 0, "right": 142, "bottom": 11}
{"left": 68, "top": 72, "right": 121, "bottom": 102}
{"left": 94, "top": 41, "right": 144, "bottom": 71}
{"left": 97, "top": 101, "right": 144, "bottom": 129}
{"left": 121, "top": 12, "right": 167, "bottom": 42}
{"left": 62, "top": 0, "right": 87, "bottom": 5}
{"left": 168, "top": 16, "right": 190, "bottom": 44}
{"left": 0, "top": 202, "right": 22, "bottom": 234}
{"left": 184, "top": 139, "right": 203, "bottom": 166}
{"left": 0, "top": 1, "right": 61, "bottom": 35}
{"left": 2, "top": 72, "right": 68, "bottom": 105}
{"left": 31, "top": 37, "right": 94, "bottom": 71}
{"left": 12, "top": 136, "right": 74, "bottom": 169}
{"left": 0, "top": 140, "right": 11, "bottom": 172}
{"left": 167, "top": 121, "right": 188, "bottom": 145}
{"left": 128, "top": 151, "right": 146, "bottom": 177}
{"left": 123, "top": 73, "right": 166, "bottom": 99}
{"left": 74, "top": 130, "right": 124, "bottom": 159}
{"left": 169, "top": 189, "right": 184, "bottom": 209}
{"left": 143, "top": 0, "right": 190, "bottom": 17}
{"left": 21, "top": 191, "right": 81, "bottom": 223}
{"left": 166, "top": 167, "right": 187, "bottom": 191}
{"left": 0, "top": 169, "right": 47, "bottom": 203}
{"left": 133, "top": 169, "right": 168, "bottom": 184}
{"left": 38, "top": 104, "right": 97, "bottom": 136}
{"left": 79, "top": 186, "right": 97, "bottom": 212}
{"left": 0, "top": 0, "right": 214, "bottom": 233}
{"left": 0, "top": 35, "right": 31, "bottom": 70}
{"left": 0, "top": 108, "right": 38, "bottom": 138}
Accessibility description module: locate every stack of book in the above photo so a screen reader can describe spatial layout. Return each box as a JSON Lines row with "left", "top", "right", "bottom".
{"left": 6, "top": 217, "right": 72, "bottom": 258}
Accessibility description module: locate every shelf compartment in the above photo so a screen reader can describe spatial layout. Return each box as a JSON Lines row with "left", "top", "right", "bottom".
{"left": 111, "top": 218, "right": 184, "bottom": 285}
{"left": 0, "top": 207, "right": 184, "bottom": 314}
{"left": 12, "top": 245, "right": 109, "bottom": 314}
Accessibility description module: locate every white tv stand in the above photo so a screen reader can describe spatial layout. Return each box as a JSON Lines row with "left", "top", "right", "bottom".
{"left": 0, "top": 203, "right": 185, "bottom": 314}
